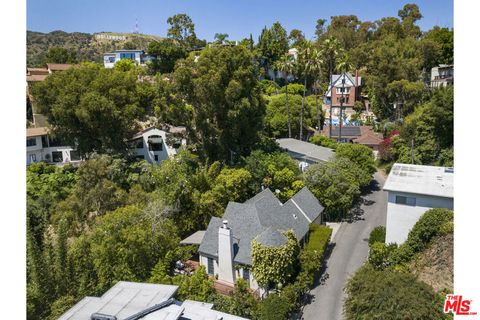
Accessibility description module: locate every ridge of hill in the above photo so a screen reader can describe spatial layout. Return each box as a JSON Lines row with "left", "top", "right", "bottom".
{"left": 27, "top": 30, "right": 164, "bottom": 67}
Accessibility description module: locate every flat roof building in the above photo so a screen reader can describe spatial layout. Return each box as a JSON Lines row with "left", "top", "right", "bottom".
{"left": 59, "top": 281, "right": 248, "bottom": 320}
{"left": 383, "top": 163, "right": 454, "bottom": 244}
{"left": 276, "top": 138, "right": 335, "bottom": 165}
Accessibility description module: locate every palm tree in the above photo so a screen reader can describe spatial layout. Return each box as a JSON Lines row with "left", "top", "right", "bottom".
{"left": 275, "top": 54, "right": 295, "bottom": 138}
{"left": 308, "top": 48, "right": 324, "bottom": 132}
{"left": 320, "top": 37, "right": 345, "bottom": 138}
{"left": 298, "top": 40, "right": 316, "bottom": 140}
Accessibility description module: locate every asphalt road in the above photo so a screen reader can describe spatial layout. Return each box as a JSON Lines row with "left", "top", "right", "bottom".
{"left": 301, "top": 171, "right": 388, "bottom": 320}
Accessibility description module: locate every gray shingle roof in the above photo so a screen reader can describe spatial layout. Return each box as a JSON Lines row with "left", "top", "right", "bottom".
{"left": 255, "top": 227, "right": 287, "bottom": 246}
{"left": 329, "top": 126, "right": 361, "bottom": 137}
{"left": 198, "top": 187, "right": 324, "bottom": 266}
{"left": 291, "top": 187, "right": 325, "bottom": 222}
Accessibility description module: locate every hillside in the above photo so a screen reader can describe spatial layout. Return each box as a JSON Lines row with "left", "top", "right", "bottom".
{"left": 27, "top": 30, "right": 164, "bottom": 67}
{"left": 410, "top": 233, "right": 453, "bottom": 293}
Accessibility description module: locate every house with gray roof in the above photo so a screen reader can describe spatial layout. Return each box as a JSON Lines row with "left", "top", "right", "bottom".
{"left": 197, "top": 187, "right": 324, "bottom": 293}
{"left": 276, "top": 138, "right": 334, "bottom": 170}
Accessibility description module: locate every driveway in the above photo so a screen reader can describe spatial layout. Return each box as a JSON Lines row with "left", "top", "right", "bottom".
{"left": 301, "top": 171, "right": 388, "bottom": 320}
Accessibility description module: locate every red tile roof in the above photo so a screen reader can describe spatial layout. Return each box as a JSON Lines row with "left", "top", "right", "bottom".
{"left": 27, "top": 127, "right": 49, "bottom": 137}
{"left": 27, "top": 74, "right": 48, "bottom": 82}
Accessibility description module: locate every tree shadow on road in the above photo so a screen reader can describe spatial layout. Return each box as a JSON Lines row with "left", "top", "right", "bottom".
{"left": 301, "top": 242, "right": 336, "bottom": 306}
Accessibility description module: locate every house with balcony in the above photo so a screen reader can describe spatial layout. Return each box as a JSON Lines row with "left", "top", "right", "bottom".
{"left": 103, "top": 49, "right": 155, "bottom": 68}
{"left": 430, "top": 64, "right": 453, "bottom": 88}
{"left": 325, "top": 72, "right": 361, "bottom": 108}
{"left": 129, "top": 126, "right": 186, "bottom": 164}
{"left": 195, "top": 187, "right": 324, "bottom": 296}
{"left": 383, "top": 163, "right": 454, "bottom": 244}
{"left": 26, "top": 127, "right": 81, "bottom": 165}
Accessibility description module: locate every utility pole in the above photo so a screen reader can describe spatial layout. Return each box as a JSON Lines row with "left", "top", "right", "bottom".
{"left": 339, "top": 73, "right": 345, "bottom": 143}
{"left": 329, "top": 71, "right": 333, "bottom": 139}
{"left": 411, "top": 139, "right": 415, "bottom": 164}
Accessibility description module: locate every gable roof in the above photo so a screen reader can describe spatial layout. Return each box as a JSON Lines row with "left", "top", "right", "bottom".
{"left": 325, "top": 72, "right": 362, "bottom": 97}
{"left": 198, "top": 187, "right": 324, "bottom": 265}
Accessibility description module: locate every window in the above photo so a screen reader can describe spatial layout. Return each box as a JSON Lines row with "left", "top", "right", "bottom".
{"left": 395, "top": 195, "right": 416, "bottom": 206}
{"left": 70, "top": 150, "right": 80, "bottom": 161}
{"left": 120, "top": 52, "right": 136, "bottom": 60}
{"left": 207, "top": 257, "right": 214, "bottom": 275}
{"left": 243, "top": 269, "right": 250, "bottom": 285}
{"left": 154, "top": 155, "right": 159, "bottom": 162}
{"left": 27, "top": 138, "right": 36, "bottom": 147}
{"left": 336, "top": 87, "right": 350, "bottom": 94}
{"left": 130, "top": 137, "right": 143, "bottom": 149}
{"left": 52, "top": 151, "right": 63, "bottom": 163}
{"left": 41, "top": 135, "right": 49, "bottom": 148}
{"left": 108, "top": 56, "right": 115, "bottom": 63}
{"left": 148, "top": 135, "right": 163, "bottom": 151}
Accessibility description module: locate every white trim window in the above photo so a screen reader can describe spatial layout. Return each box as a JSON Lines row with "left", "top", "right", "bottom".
{"left": 395, "top": 195, "right": 416, "bottom": 206}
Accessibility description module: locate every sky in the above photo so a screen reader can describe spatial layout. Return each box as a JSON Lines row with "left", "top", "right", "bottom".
{"left": 27, "top": 0, "right": 453, "bottom": 41}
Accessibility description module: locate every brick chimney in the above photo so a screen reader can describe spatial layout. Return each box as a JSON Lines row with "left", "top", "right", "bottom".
{"left": 218, "top": 220, "right": 234, "bottom": 284}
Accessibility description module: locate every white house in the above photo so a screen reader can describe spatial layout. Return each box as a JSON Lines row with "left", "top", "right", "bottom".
{"left": 196, "top": 187, "right": 324, "bottom": 295}
{"left": 103, "top": 49, "right": 155, "bottom": 68}
{"left": 129, "top": 126, "right": 186, "bottom": 164}
{"left": 430, "top": 64, "right": 453, "bottom": 88}
{"left": 383, "top": 163, "right": 454, "bottom": 244}
{"left": 26, "top": 127, "right": 81, "bottom": 165}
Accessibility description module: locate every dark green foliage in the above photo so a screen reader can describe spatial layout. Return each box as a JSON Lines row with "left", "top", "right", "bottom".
{"left": 304, "top": 158, "right": 361, "bottom": 219}
{"left": 172, "top": 45, "right": 266, "bottom": 161}
{"left": 167, "top": 13, "right": 200, "bottom": 49}
{"left": 31, "top": 63, "right": 154, "bottom": 155}
{"left": 213, "top": 279, "right": 259, "bottom": 318}
{"left": 147, "top": 38, "right": 186, "bottom": 74}
{"left": 335, "top": 143, "right": 376, "bottom": 176}
{"left": 344, "top": 265, "right": 447, "bottom": 320}
{"left": 48, "top": 295, "right": 78, "bottom": 320}
{"left": 368, "top": 226, "right": 386, "bottom": 246}
{"left": 256, "top": 294, "right": 291, "bottom": 320}
{"left": 309, "top": 135, "right": 338, "bottom": 149}
{"left": 44, "top": 47, "right": 78, "bottom": 64}
{"left": 258, "top": 22, "right": 289, "bottom": 71}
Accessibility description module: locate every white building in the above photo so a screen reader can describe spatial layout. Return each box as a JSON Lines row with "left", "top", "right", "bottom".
{"left": 103, "top": 49, "right": 155, "bottom": 68}
{"left": 430, "top": 64, "right": 453, "bottom": 88}
{"left": 59, "top": 281, "right": 247, "bottom": 320}
{"left": 196, "top": 187, "right": 324, "bottom": 295}
{"left": 26, "top": 127, "right": 81, "bottom": 165}
{"left": 383, "top": 163, "right": 454, "bottom": 244}
{"left": 129, "top": 126, "right": 186, "bottom": 164}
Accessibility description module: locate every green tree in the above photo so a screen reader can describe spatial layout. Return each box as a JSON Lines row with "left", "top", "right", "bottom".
{"left": 167, "top": 13, "right": 198, "bottom": 49}
{"left": 44, "top": 47, "right": 77, "bottom": 64}
{"left": 258, "top": 22, "right": 289, "bottom": 74}
{"left": 424, "top": 27, "right": 453, "bottom": 65}
{"left": 147, "top": 38, "right": 186, "bottom": 74}
{"left": 90, "top": 205, "right": 179, "bottom": 292}
{"left": 288, "top": 29, "right": 305, "bottom": 48}
{"left": 214, "top": 33, "right": 229, "bottom": 44}
{"left": 304, "top": 158, "right": 361, "bottom": 219}
{"left": 114, "top": 58, "right": 135, "bottom": 72}
{"left": 172, "top": 45, "right": 266, "bottom": 161}
{"left": 386, "top": 79, "right": 426, "bottom": 117}
{"left": 344, "top": 265, "right": 447, "bottom": 320}
{"left": 335, "top": 143, "right": 376, "bottom": 176}
{"left": 31, "top": 63, "right": 153, "bottom": 155}
{"left": 274, "top": 54, "right": 296, "bottom": 137}
{"left": 315, "top": 19, "right": 327, "bottom": 40}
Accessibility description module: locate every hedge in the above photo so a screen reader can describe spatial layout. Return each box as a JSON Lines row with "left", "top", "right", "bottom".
{"left": 368, "top": 226, "right": 386, "bottom": 246}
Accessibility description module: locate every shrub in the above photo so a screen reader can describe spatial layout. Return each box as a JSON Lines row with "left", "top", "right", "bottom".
{"left": 368, "top": 226, "right": 386, "bottom": 246}
{"left": 309, "top": 135, "right": 338, "bottom": 150}
{"left": 368, "top": 242, "right": 397, "bottom": 270}
{"left": 256, "top": 293, "right": 291, "bottom": 320}
{"left": 344, "top": 265, "right": 447, "bottom": 320}
{"left": 335, "top": 143, "right": 376, "bottom": 176}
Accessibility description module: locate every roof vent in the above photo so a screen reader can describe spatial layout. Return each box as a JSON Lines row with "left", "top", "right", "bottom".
{"left": 222, "top": 220, "right": 229, "bottom": 229}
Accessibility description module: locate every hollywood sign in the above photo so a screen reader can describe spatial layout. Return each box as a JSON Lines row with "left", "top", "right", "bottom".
{"left": 95, "top": 34, "right": 127, "bottom": 41}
